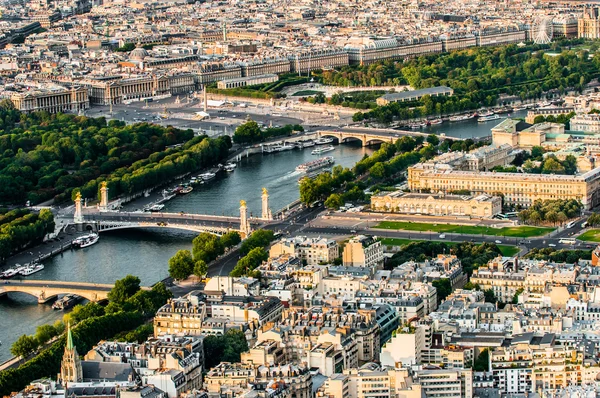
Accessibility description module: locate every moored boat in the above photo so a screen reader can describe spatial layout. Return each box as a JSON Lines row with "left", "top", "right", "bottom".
{"left": 314, "top": 137, "right": 334, "bottom": 145}
{"left": 73, "top": 233, "right": 99, "bottom": 248}
{"left": 200, "top": 172, "right": 216, "bottom": 181}
{"left": 179, "top": 185, "right": 193, "bottom": 194}
{"left": 224, "top": 163, "right": 237, "bottom": 172}
{"left": 478, "top": 114, "right": 501, "bottom": 123}
{"left": 19, "top": 263, "right": 44, "bottom": 276}
{"left": 311, "top": 145, "right": 335, "bottom": 155}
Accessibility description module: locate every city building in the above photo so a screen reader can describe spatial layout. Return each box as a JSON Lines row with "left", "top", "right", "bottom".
{"left": 342, "top": 235, "right": 383, "bottom": 268}
{"left": 371, "top": 191, "right": 502, "bottom": 218}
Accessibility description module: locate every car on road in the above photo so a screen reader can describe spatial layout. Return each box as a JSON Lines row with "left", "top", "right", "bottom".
{"left": 495, "top": 240, "right": 502, "bottom": 244}
{"left": 350, "top": 229, "right": 357, "bottom": 233}
{"left": 439, "top": 234, "right": 446, "bottom": 239}
{"left": 548, "top": 243, "right": 557, "bottom": 247}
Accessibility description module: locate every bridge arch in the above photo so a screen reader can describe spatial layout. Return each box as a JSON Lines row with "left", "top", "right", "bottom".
{"left": 340, "top": 136, "right": 364, "bottom": 146}
{"left": 365, "top": 138, "right": 388, "bottom": 146}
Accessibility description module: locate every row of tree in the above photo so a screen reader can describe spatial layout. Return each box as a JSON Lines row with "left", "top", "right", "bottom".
{"left": 343, "top": 42, "right": 597, "bottom": 124}
{"left": 524, "top": 248, "right": 592, "bottom": 263}
{"left": 75, "top": 134, "right": 232, "bottom": 204}
{"left": 0, "top": 108, "right": 197, "bottom": 204}
{"left": 232, "top": 120, "right": 304, "bottom": 145}
{"left": 0, "top": 208, "right": 55, "bottom": 263}
{"left": 230, "top": 229, "right": 276, "bottom": 277}
{"left": 518, "top": 199, "right": 583, "bottom": 225}
{"left": 168, "top": 231, "right": 241, "bottom": 280}
{"left": 385, "top": 241, "right": 503, "bottom": 276}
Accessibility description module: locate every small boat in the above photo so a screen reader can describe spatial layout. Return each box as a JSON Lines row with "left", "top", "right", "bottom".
{"left": 296, "top": 156, "right": 335, "bottom": 173}
{"left": 148, "top": 204, "right": 165, "bottom": 212}
{"left": 428, "top": 118, "right": 443, "bottom": 125}
{"left": 278, "top": 144, "right": 294, "bottom": 151}
{"left": 73, "top": 233, "right": 99, "bottom": 248}
{"left": 263, "top": 145, "right": 278, "bottom": 153}
{"left": 179, "top": 185, "right": 193, "bottom": 194}
{"left": 314, "top": 137, "right": 334, "bottom": 145}
{"left": 224, "top": 163, "right": 237, "bottom": 172}
{"left": 302, "top": 140, "right": 316, "bottom": 148}
{"left": 199, "top": 172, "right": 216, "bottom": 181}
{"left": 478, "top": 110, "right": 494, "bottom": 117}
{"left": 19, "top": 263, "right": 44, "bottom": 276}
{"left": 190, "top": 176, "right": 204, "bottom": 185}
{"left": 478, "top": 114, "right": 501, "bottom": 123}
{"left": 312, "top": 145, "right": 335, "bottom": 155}
{"left": 1, "top": 266, "right": 23, "bottom": 279}
{"left": 408, "top": 123, "right": 421, "bottom": 129}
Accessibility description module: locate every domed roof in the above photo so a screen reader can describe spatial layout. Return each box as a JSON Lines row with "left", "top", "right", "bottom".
{"left": 129, "top": 47, "right": 149, "bottom": 61}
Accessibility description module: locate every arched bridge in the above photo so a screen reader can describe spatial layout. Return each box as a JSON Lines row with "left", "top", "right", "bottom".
{"left": 76, "top": 211, "right": 268, "bottom": 235}
{"left": 316, "top": 130, "right": 396, "bottom": 146}
{"left": 0, "top": 280, "right": 149, "bottom": 303}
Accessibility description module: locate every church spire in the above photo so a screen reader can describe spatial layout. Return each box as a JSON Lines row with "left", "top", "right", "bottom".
{"left": 66, "top": 321, "right": 74, "bottom": 350}
{"left": 61, "top": 321, "right": 82, "bottom": 383}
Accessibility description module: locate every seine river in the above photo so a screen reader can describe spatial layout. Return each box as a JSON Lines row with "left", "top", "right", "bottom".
{"left": 0, "top": 113, "right": 524, "bottom": 362}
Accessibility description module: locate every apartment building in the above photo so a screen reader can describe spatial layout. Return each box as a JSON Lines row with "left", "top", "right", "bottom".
{"left": 270, "top": 236, "right": 339, "bottom": 266}
{"left": 491, "top": 333, "right": 585, "bottom": 394}
{"left": 204, "top": 362, "right": 313, "bottom": 398}
{"left": 413, "top": 368, "right": 473, "bottom": 398}
{"left": 342, "top": 235, "right": 383, "bottom": 268}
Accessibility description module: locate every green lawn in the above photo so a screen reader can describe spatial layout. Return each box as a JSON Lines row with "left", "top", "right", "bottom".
{"left": 380, "top": 237, "right": 519, "bottom": 257}
{"left": 375, "top": 221, "right": 553, "bottom": 238}
{"left": 292, "top": 90, "right": 322, "bottom": 96}
{"left": 578, "top": 229, "right": 600, "bottom": 242}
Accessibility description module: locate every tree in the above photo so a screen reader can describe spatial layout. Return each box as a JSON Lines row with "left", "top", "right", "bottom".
{"left": 512, "top": 288, "right": 524, "bottom": 304}
{"left": 240, "top": 229, "right": 275, "bottom": 255}
{"left": 483, "top": 289, "right": 497, "bottom": 304}
{"left": 65, "top": 302, "right": 105, "bottom": 324}
{"left": 193, "top": 232, "right": 224, "bottom": 263}
{"left": 204, "top": 329, "right": 249, "bottom": 369}
{"left": 34, "top": 324, "right": 59, "bottom": 345}
{"left": 530, "top": 146, "right": 545, "bottom": 160}
{"left": 168, "top": 249, "right": 195, "bottom": 280}
{"left": 11, "top": 334, "right": 37, "bottom": 358}
{"left": 108, "top": 275, "right": 141, "bottom": 304}
{"left": 426, "top": 134, "right": 439, "bottom": 146}
{"left": 473, "top": 349, "right": 490, "bottom": 371}
{"left": 369, "top": 162, "right": 387, "bottom": 179}
{"left": 233, "top": 120, "right": 262, "bottom": 144}
{"left": 299, "top": 177, "right": 320, "bottom": 205}
{"left": 324, "top": 193, "right": 344, "bottom": 210}
{"left": 541, "top": 157, "right": 566, "bottom": 175}
{"left": 431, "top": 279, "right": 451, "bottom": 303}
{"left": 194, "top": 260, "right": 208, "bottom": 279}
{"left": 220, "top": 231, "right": 241, "bottom": 248}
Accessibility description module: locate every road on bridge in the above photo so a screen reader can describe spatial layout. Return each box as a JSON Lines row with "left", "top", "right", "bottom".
{"left": 82, "top": 211, "right": 267, "bottom": 231}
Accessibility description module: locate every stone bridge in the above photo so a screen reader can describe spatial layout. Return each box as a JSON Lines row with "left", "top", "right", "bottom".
{"left": 315, "top": 128, "right": 430, "bottom": 147}
{"left": 0, "top": 280, "right": 150, "bottom": 303}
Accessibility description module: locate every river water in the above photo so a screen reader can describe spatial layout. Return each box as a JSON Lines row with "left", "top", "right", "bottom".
{"left": 0, "top": 143, "right": 373, "bottom": 362}
{"left": 0, "top": 113, "right": 519, "bottom": 362}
